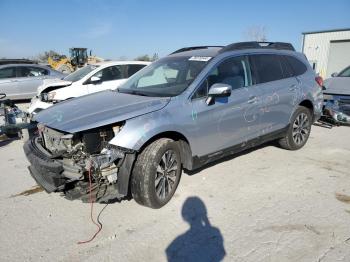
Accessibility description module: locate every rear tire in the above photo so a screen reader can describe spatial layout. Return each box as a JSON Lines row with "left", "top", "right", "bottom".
{"left": 279, "top": 106, "right": 312, "bottom": 150}
{"left": 131, "top": 138, "right": 182, "bottom": 208}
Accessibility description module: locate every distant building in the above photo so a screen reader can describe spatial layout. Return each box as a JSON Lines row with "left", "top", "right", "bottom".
{"left": 302, "top": 28, "right": 350, "bottom": 78}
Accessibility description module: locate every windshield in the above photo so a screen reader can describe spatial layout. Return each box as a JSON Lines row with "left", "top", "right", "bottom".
{"left": 63, "top": 65, "right": 99, "bottom": 82}
{"left": 338, "top": 66, "right": 350, "bottom": 77}
{"left": 118, "top": 56, "right": 210, "bottom": 97}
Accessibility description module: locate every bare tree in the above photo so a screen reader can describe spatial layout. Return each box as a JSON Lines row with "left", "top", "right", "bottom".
{"left": 36, "top": 50, "right": 65, "bottom": 63}
{"left": 243, "top": 26, "right": 268, "bottom": 42}
{"left": 134, "top": 53, "right": 159, "bottom": 62}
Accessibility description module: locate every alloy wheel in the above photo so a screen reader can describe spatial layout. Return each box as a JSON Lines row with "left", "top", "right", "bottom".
{"left": 155, "top": 150, "right": 178, "bottom": 200}
{"left": 292, "top": 112, "right": 310, "bottom": 145}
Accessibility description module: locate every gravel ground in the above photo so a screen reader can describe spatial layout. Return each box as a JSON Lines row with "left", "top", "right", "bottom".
{"left": 0, "top": 125, "right": 349, "bottom": 262}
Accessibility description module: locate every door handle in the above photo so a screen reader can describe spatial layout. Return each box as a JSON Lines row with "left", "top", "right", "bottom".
{"left": 10, "top": 79, "right": 18, "bottom": 82}
{"left": 289, "top": 84, "right": 297, "bottom": 91}
{"left": 247, "top": 96, "right": 257, "bottom": 104}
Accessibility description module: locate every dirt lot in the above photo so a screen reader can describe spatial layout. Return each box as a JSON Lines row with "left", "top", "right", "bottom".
{"left": 0, "top": 125, "right": 349, "bottom": 262}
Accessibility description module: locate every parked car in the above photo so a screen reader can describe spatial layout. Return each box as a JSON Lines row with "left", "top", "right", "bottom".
{"left": 24, "top": 41, "right": 323, "bottom": 208}
{"left": 0, "top": 64, "right": 66, "bottom": 100}
{"left": 322, "top": 65, "right": 350, "bottom": 125}
{"left": 28, "top": 61, "right": 150, "bottom": 115}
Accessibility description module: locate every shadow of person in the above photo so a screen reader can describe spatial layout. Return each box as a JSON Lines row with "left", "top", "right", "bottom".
{"left": 166, "top": 197, "right": 226, "bottom": 262}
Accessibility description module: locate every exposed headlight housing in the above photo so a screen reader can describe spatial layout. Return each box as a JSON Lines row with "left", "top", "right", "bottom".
{"left": 40, "top": 93, "right": 48, "bottom": 101}
{"left": 40, "top": 92, "right": 57, "bottom": 102}
{"left": 47, "top": 92, "right": 56, "bottom": 101}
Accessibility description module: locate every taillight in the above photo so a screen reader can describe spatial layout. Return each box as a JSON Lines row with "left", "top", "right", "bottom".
{"left": 315, "top": 76, "right": 323, "bottom": 88}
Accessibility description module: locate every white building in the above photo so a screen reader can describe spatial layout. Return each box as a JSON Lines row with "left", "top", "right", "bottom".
{"left": 302, "top": 28, "right": 350, "bottom": 78}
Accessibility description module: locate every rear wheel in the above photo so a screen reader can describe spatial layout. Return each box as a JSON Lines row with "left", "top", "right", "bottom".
{"left": 131, "top": 138, "right": 182, "bottom": 208}
{"left": 279, "top": 106, "right": 312, "bottom": 150}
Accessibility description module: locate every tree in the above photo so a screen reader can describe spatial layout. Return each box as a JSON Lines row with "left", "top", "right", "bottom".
{"left": 151, "top": 53, "right": 159, "bottom": 61}
{"left": 134, "top": 54, "right": 151, "bottom": 62}
{"left": 36, "top": 50, "right": 64, "bottom": 63}
{"left": 134, "top": 53, "right": 159, "bottom": 62}
{"left": 243, "top": 26, "right": 268, "bottom": 42}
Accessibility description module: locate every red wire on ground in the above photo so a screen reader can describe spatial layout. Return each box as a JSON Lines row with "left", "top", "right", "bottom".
{"left": 77, "top": 166, "right": 102, "bottom": 245}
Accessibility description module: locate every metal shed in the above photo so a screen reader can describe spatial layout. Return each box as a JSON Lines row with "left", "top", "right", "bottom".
{"left": 302, "top": 28, "right": 350, "bottom": 78}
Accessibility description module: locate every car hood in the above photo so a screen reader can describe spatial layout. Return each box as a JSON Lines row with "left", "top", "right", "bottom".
{"left": 33, "top": 90, "right": 170, "bottom": 133}
{"left": 323, "top": 77, "right": 350, "bottom": 96}
{"left": 37, "top": 79, "right": 72, "bottom": 95}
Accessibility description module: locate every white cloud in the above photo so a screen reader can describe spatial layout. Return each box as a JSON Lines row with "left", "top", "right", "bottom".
{"left": 83, "top": 22, "right": 112, "bottom": 39}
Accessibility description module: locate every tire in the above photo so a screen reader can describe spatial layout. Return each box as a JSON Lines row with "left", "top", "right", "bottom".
{"left": 131, "top": 138, "right": 182, "bottom": 208}
{"left": 279, "top": 106, "right": 312, "bottom": 150}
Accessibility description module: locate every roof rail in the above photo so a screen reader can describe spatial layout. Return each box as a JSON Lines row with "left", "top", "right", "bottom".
{"left": 0, "top": 59, "right": 38, "bottom": 65}
{"left": 170, "top": 46, "right": 224, "bottom": 55}
{"left": 219, "top": 41, "right": 295, "bottom": 53}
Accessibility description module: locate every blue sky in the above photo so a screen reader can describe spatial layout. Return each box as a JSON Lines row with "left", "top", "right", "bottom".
{"left": 0, "top": 0, "right": 349, "bottom": 60}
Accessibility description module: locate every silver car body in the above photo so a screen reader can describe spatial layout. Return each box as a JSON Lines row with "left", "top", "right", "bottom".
{"left": 34, "top": 48, "right": 323, "bottom": 157}
{"left": 323, "top": 66, "right": 350, "bottom": 124}
{"left": 24, "top": 43, "right": 323, "bottom": 203}
{"left": 0, "top": 64, "right": 65, "bottom": 99}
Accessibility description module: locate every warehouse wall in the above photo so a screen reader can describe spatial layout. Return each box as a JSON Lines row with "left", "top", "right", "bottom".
{"left": 302, "top": 30, "right": 350, "bottom": 78}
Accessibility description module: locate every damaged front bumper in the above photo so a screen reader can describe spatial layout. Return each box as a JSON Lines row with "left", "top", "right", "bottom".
{"left": 23, "top": 137, "right": 136, "bottom": 202}
{"left": 322, "top": 93, "right": 350, "bottom": 125}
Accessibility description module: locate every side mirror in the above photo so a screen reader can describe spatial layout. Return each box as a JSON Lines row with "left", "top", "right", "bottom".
{"left": 331, "top": 72, "right": 338, "bottom": 77}
{"left": 90, "top": 76, "right": 101, "bottom": 84}
{"left": 206, "top": 83, "right": 232, "bottom": 105}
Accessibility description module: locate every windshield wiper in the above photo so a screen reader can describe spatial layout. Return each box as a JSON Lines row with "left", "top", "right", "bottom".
{"left": 118, "top": 89, "right": 150, "bottom": 96}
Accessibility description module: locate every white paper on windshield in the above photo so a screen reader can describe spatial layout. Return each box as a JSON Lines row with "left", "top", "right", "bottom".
{"left": 188, "top": 56, "right": 212, "bottom": 62}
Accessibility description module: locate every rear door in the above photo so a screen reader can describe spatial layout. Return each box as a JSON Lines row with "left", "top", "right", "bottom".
{"left": 249, "top": 54, "right": 298, "bottom": 133}
{"left": 16, "top": 66, "right": 49, "bottom": 99}
{"left": 0, "top": 66, "right": 18, "bottom": 99}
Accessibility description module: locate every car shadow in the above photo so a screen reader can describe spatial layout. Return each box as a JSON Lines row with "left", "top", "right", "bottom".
{"left": 166, "top": 196, "right": 226, "bottom": 262}
{"left": 0, "top": 136, "right": 21, "bottom": 147}
{"left": 184, "top": 141, "right": 275, "bottom": 176}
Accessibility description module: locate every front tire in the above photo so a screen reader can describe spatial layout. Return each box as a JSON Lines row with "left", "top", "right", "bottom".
{"left": 279, "top": 106, "right": 312, "bottom": 150}
{"left": 131, "top": 138, "right": 182, "bottom": 208}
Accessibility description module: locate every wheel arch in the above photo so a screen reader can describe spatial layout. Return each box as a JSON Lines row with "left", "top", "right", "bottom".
{"left": 299, "top": 99, "right": 314, "bottom": 113}
{"left": 299, "top": 99, "right": 315, "bottom": 121}
{"left": 138, "top": 131, "right": 193, "bottom": 170}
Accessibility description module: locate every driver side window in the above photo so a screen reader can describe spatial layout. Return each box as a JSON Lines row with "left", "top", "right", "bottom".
{"left": 192, "top": 56, "right": 251, "bottom": 99}
{"left": 92, "top": 65, "right": 123, "bottom": 82}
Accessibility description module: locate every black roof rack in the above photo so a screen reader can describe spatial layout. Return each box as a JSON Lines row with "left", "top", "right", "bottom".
{"left": 170, "top": 46, "right": 223, "bottom": 55}
{"left": 219, "top": 41, "right": 295, "bottom": 53}
{"left": 0, "top": 59, "right": 38, "bottom": 65}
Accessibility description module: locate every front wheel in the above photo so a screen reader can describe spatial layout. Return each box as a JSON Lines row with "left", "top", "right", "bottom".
{"left": 279, "top": 106, "right": 312, "bottom": 150}
{"left": 131, "top": 138, "right": 182, "bottom": 208}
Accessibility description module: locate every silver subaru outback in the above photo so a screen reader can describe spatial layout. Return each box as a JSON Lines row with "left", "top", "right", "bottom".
{"left": 24, "top": 42, "right": 323, "bottom": 208}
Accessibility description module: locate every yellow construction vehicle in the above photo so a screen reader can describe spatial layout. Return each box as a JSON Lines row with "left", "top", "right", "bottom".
{"left": 48, "top": 48, "right": 103, "bottom": 74}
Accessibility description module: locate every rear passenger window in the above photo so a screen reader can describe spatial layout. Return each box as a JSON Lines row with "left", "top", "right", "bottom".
{"left": 0, "top": 67, "right": 16, "bottom": 79}
{"left": 126, "top": 64, "right": 146, "bottom": 78}
{"left": 250, "top": 54, "right": 284, "bottom": 84}
{"left": 284, "top": 56, "right": 307, "bottom": 76}
{"left": 280, "top": 56, "right": 294, "bottom": 78}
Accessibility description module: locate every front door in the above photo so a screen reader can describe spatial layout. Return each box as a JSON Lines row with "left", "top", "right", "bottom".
{"left": 86, "top": 65, "right": 125, "bottom": 93}
{"left": 188, "top": 55, "right": 262, "bottom": 157}
{"left": 0, "top": 66, "right": 18, "bottom": 99}
{"left": 16, "top": 66, "right": 49, "bottom": 99}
